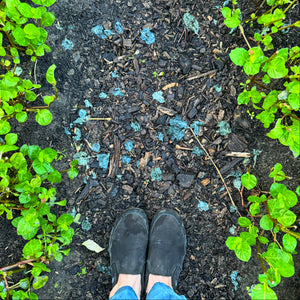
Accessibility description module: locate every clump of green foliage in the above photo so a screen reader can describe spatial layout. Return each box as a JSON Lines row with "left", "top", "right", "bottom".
{"left": 226, "top": 164, "right": 300, "bottom": 300}
{"left": 222, "top": 0, "right": 300, "bottom": 157}
{"left": 0, "top": 0, "right": 78, "bottom": 299}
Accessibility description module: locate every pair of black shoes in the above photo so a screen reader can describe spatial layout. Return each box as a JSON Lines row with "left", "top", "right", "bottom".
{"left": 109, "top": 208, "right": 186, "bottom": 293}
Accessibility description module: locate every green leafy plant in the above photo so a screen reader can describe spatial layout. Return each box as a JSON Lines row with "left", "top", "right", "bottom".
{"left": 226, "top": 164, "right": 300, "bottom": 300}
{"left": 222, "top": 0, "right": 300, "bottom": 157}
{"left": 1, "top": 0, "right": 58, "bottom": 133}
{"left": 0, "top": 0, "right": 79, "bottom": 299}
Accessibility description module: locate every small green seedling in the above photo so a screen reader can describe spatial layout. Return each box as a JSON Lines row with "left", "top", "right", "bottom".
{"left": 153, "top": 71, "right": 164, "bottom": 78}
{"left": 77, "top": 267, "right": 87, "bottom": 276}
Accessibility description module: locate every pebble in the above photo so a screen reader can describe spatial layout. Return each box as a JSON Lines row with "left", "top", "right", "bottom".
{"left": 177, "top": 173, "right": 195, "bottom": 188}
{"left": 158, "top": 58, "right": 168, "bottom": 67}
{"left": 215, "top": 59, "right": 224, "bottom": 71}
{"left": 178, "top": 55, "right": 192, "bottom": 74}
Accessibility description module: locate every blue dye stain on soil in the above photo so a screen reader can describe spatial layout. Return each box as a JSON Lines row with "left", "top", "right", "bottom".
{"left": 97, "top": 153, "right": 110, "bottom": 170}
{"left": 151, "top": 168, "right": 162, "bottom": 181}
{"left": 99, "top": 92, "right": 108, "bottom": 99}
{"left": 81, "top": 219, "right": 92, "bottom": 231}
{"left": 140, "top": 28, "right": 155, "bottom": 44}
{"left": 114, "top": 21, "right": 123, "bottom": 34}
{"left": 61, "top": 38, "right": 74, "bottom": 50}
{"left": 124, "top": 140, "right": 134, "bottom": 152}
{"left": 122, "top": 155, "right": 131, "bottom": 164}
{"left": 230, "top": 271, "right": 241, "bottom": 291}
{"left": 131, "top": 122, "right": 140, "bottom": 132}
{"left": 91, "top": 24, "right": 107, "bottom": 39}
{"left": 197, "top": 200, "right": 209, "bottom": 212}
{"left": 152, "top": 91, "right": 165, "bottom": 103}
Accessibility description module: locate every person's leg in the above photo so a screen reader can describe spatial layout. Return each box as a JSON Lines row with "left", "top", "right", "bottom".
{"left": 145, "top": 209, "right": 187, "bottom": 300}
{"left": 109, "top": 208, "right": 149, "bottom": 299}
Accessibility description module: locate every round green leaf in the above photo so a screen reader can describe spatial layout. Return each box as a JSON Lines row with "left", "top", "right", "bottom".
{"left": 57, "top": 214, "right": 74, "bottom": 231}
{"left": 41, "top": 11, "right": 55, "bottom": 26}
{"left": 39, "top": 147, "right": 57, "bottom": 162}
{"left": 36, "top": 109, "right": 52, "bottom": 125}
{"left": 282, "top": 234, "right": 297, "bottom": 252}
{"left": 258, "top": 236, "right": 269, "bottom": 244}
{"left": 5, "top": 133, "right": 18, "bottom": 145}
{"left": 235, "top": 239, "right": 251, "bottom": 262}
{"left": 16, "top": 111, "right": 28, "bottom": 123}
{"left": 23, "top": 239, "right": 43, "bottom": 259}
{"left": 47, "top": 170, "right": 62, "bottom": 183}
{"left": 277, "top": 210, "right": 296, "bottom": 227}
{"left": 10, "top": 152, "right": 27, "bottom": 169}
{"left": 249, "top": 202, "right": 260, "bottom": 216}
{"left": 229, "top": 48, "right": 249, "bottom": 66}
{"left": 260, "top": 215, "right": 273, "bottom": 230}
{"left": 28, "top": 145, "right": 42, "bottom": 160}
{"left": 0, "top": 120, "right": 11, "bottom": 135}
{"left": 241, "top": 173, "right": 257, "bottom": 190}
{"left": 238, "top": 217, "right": 251, "bottom": 227}
{"left": 32, "top": 276, "right": 48, "bottom": 290}
{"left": 250, "top": 284, "right": 277, "bottom": 300}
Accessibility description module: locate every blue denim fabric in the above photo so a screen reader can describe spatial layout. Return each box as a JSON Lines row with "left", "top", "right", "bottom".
{"left": 147, "top": 283, "right": 186, "bottom": 300}
{"left": 109, "top": 286, "right": 138, "bottom": 300}
{"left": 109, "top": 282, "right": 186, "bottom": 300}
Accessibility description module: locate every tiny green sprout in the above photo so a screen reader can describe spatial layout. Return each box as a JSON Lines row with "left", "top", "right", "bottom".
{"left": 247, "top": 110, "right": 255, "bottom": 119}
{"left": 77, "top": 267, "right": 87, "bottom": 276}
{"left": 153, "top": 71, "right": 164, "bottom": 78}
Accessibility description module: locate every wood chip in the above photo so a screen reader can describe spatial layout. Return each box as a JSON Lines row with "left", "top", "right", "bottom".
{"left": 190, "top": 255, "right": 196, "bottom": 260}
{"left": 225, "top": 152, "right": 251, "bottom": 158}
{"left": 162, "top": 82, "right": 178, "bottom": 90}
{"left": 139, "top": 152, "right": 150, "bottom": 170}
{"left": 201, "top": 178, "right": 210, "bottom": 186}
{"left": 157, "top": 105, "right": 176, "bottom": 116}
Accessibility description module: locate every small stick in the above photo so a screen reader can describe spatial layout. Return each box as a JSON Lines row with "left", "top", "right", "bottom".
{"left": 175, "top": 145, "right": 193, "bottom": 151}
{"left": 89, "top": 117, "right": 112, "bottom": 121}
{"left": 225, "top": 152, "right": 251, "bottom": 158}
{"left": 186, "top": 70, "right": 217, "bottom": 81}
{"left": 189, "top": 127, "right": 241, "bottom": 216}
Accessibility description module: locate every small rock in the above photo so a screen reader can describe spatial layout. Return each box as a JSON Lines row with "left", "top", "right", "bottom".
{"left": 215, "top": 59, "right": 224, "bottom": 70}
{"left": 177, "top": 174, "right": 195, "bottom": 188}
{"left": 103, "top": 52, "right": 116, "bottom": 62}
{"left": 178, "top": 55, "right": 192, "bottom": 74}
{"left": 188, "top": 106, "right": 197, "bottom": 119}
{"left": 122, "top": 185, "right": 133, "bottom": 194}
{"left": 123, "top": 39, "right": 132, "bottom": 47}
{"left": 158, "top": 58, "right": 168, "bottom": 67}
{"left": 199, "top": 47, "right": 206, "bottom": 54}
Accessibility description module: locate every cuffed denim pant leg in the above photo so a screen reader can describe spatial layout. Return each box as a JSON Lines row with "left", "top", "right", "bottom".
{"left": 110, "top": 282, "right": 186, "bottom": 300}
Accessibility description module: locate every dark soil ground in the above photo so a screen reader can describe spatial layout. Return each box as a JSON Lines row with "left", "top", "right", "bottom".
{"left": 1, "top": 0, "right": 300, "bottom": 299}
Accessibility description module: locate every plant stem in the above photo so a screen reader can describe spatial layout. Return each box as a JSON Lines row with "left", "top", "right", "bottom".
{"left": 239, "top": 24, "right": 251, "bottom": 49}
{"left": 283, "top": 0, "right": 297, "bottom": 14}
{"left": 0, "top": 259, "right": 35, "bottom": 272}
